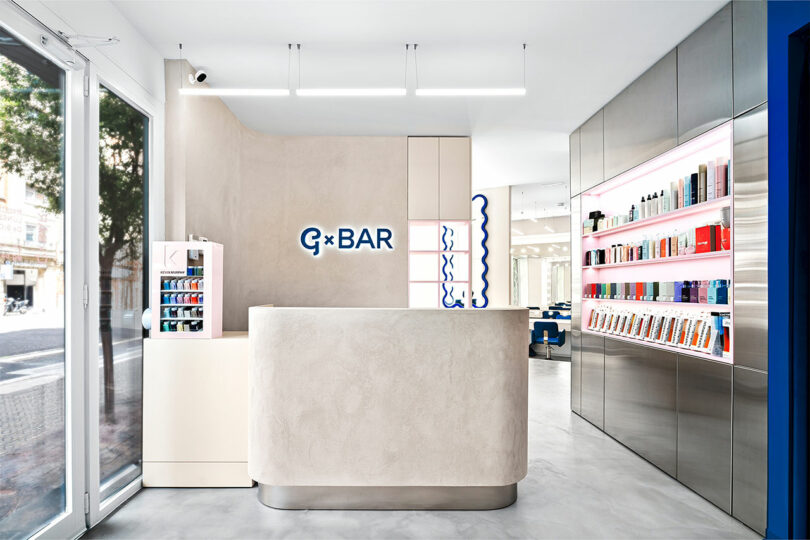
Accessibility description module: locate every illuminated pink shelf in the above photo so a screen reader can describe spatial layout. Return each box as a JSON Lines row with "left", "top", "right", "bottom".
{"left": 583, "top": 298, "right": 729, "bottom": 308}
{"left": 582, "top": 196, "right": 731, "bottom": 239}
{"left": 582, "top": 329, "right": 732, "bottom": 364}
{"left": 583, "top": 250, "right": 730, "bottom": 269}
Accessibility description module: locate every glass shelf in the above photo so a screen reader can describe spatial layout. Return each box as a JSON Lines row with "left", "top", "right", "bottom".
{"left": 584, "top": 250, "right": 730, "bottom": 269}
{"left": 583, "top": 196, "right": 730, "bottom": 239}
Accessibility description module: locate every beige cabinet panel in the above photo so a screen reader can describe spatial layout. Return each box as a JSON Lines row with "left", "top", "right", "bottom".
{"left": 143, "top": 332, "right": 250, "bottom": 486}
{"left": 143, "top": 462, "right": 252, "bottom": 488}
{"left": 407, "top": 137, "right": 439, "bottom": 219}
{"left": 439, "top": 137, "right": 471, "bottom": 220}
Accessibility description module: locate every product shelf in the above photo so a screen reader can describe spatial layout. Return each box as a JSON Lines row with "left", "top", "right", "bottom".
{"left": 160, "top": 317, "right": 204, "bottom": 321}
{"left": 582, "top": 196, "right": 731, "bottom": 239}
{"left": 583, "top": 298, "right": 729, "bottom": 308}
{"left": 583, "top": 250, "right": 730, "bottom": 269}
{"left": 160, "top": 290, "right": 203, "bottom": 293}
{"left": 582, "top": 329, "right": 731, "bottom": 364}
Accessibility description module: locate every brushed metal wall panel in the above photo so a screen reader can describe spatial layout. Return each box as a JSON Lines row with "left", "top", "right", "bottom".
{"left": 732, "top": 366, "right": 767, "bottom": 535}
{"left": 733, "top": 0, "right": 767, "bottom": 116}
{"left": 677, "top": 355, "right": 732, "bottom": 512}
{"left": 570, "top": 129, "right": 581, "bottom": 197}
{"left": 579, "top": 110, "right": 604, "bottom": 192}
{"left": 580, "top": 333, "right": 604, "bottom": 428}
{"left": 604, "top": 339, "right": 677, "bottom": 476}
{"left": 570, "top": 195, "right": 582, "bottom": 413}
{"left": 603, "top": 50, "right": 678, "bottom": 179}
{"left": 733, "top": 104, "right": 768, "bottom": 371}
{"left": 677, "top": 4, "right": 733, "bottom": 143}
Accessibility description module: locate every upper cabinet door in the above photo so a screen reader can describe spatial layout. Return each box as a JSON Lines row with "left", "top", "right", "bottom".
{"left": 603, "top": 50, "right": 678, "bottom": 180}
{"left": 407, "top": 137, "right": 440, "bottom": 219}
{"left": 732, "top": 0, "right": 767, "bottom": 116}
{"left": 439, "top": 137, "right": 471, "bottom": 220}
{"left": 579, "top": 110, "right": 604, "bottom": 192}
{"left": 570, "top": 129, "right": 581, "bottom": 197}
{"left": 677, "top": 3, "right": 733, "bottom": 143}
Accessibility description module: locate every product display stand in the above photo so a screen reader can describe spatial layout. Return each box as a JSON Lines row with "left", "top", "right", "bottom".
{"left": 150, "top": 241, "right": 223, "bottom": 338}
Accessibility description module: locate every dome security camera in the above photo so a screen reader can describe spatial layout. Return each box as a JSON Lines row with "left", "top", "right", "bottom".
{"left": 189, "top": 70, "right": 207, "bottom": 84}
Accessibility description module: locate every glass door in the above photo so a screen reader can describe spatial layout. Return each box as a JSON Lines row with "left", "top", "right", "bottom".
{"left": 85, "top": 77, "right": 149, "bottom": 523}
{"left": 0, "top": 8, "right": 87, "bottom": 539}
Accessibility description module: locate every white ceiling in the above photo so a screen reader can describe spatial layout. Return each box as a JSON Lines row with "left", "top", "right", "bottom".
{"left": 113, "top": 0, "right": 724, "bottom": 196}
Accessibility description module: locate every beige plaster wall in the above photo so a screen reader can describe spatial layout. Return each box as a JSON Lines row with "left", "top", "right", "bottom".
{"left": 165, "top": 60, "right": 408, "bottom": 330}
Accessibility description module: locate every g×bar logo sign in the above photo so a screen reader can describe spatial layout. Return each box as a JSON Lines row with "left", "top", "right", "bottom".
{"left": 300, "top": 227, "right": 394, "bottom": 257}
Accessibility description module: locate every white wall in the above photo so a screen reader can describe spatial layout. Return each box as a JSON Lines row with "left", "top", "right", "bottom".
{"left": 527, "top": 258, "right": 543, "bottom": 307}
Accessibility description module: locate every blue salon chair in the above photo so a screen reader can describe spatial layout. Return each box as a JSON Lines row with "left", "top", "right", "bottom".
{"left": 530, "top": 321, "right": 566, "bottom": 359}
{"left": 557, "top": 313, "right": 572, "bottom": 320}
{"left": 541, "top": 310, "right": 558, "bottom": 319}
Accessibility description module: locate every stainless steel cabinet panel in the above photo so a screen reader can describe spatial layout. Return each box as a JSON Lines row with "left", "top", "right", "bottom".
{"left": 733, "top": 104, "right": 768, "bottom": 371}
{"left": 677, "top": 355, "right": 732, "bottom": 512}
{"left": 604, "top": 339, "right": 677, "bottom": 476}
{"left": 677, "top": 4, "right": 733, "bottom": 143}
{"left": 603, "top": 50, "right": 678, "bottom": 179}
{"left": 733, "top": 0, "right": 767, "bottom": 116}
{"left": 732, "top": 366, "right": 767, "bottom": 535}
{"left": 579, "top": 110, "right": 604, "bottom": 192}
{"left": 580, "top": 333, "right": 604, "bottom": 428}
{"left": 570, "top": 195, "right": 582, "bottom": 413}
{"left": 570, "top": 129, "right": 581, "bottom": 197}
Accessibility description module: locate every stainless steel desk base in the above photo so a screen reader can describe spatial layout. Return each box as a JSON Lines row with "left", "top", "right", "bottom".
{"left": 258, "top": 483, "right": 518, "bottom": 510}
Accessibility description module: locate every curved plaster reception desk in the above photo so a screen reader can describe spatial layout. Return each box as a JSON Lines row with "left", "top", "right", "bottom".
{"left": 248, "top": 307, "right": 528, "bottom": 510}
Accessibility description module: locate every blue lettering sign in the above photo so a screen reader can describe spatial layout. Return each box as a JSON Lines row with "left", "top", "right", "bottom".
{"left": 300, "top": 226, "right": 394, "bottom": 256}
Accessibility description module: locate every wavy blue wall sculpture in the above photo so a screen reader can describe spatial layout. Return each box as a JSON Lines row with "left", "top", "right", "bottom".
{"left": 472, "top": 194, "right": 490, "bottom": 308}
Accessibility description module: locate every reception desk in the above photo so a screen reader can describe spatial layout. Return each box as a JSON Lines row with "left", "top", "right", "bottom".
{"left": 248, "top": 306, "right": 528, "bottom": 510}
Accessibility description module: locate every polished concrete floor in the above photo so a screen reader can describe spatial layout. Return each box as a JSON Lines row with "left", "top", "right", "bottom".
{"left": 85, "top": 359, "right": 758, "bottom": 539}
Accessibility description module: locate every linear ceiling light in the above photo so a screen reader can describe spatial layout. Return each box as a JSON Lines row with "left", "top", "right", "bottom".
{"left": 415, "top": 88, "right": 526, "bottom": 96}
{"left": 414, "top": 43, "right": 527, "bottom": 97}
{"left": 179, "top": 88, "right": 290, "bottom": 96}
{"left": 296, "top": 88, "right": 406, "bottom": 97}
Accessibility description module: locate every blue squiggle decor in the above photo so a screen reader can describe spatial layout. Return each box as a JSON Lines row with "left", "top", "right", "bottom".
{"left": 441, "top": 225, "right": 449, "bottom": 251}
{"left": 441, "top": 254, "right": 449, "bottom": 281}
{"left": 442, "top": 283, "right": 463, "bottom": 308}
{"left": 472, "top": 194, "right": 490, "bottom": 308}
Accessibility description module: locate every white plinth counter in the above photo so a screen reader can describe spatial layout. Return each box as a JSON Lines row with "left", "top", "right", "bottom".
{"left": 248, "top": 306, "right": 528, "bottom": 510}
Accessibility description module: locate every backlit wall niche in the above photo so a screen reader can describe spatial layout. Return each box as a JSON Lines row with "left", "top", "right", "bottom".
{"left": 408, "top": 221, "right": 471, "bottom": 308}
{"left": 580, "top": 122, "right": 734, "bottom": 363}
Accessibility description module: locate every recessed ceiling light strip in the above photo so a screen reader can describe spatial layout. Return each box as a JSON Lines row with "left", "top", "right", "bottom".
{"left": 415, "top": 43, "right": 527, "bottom": 97}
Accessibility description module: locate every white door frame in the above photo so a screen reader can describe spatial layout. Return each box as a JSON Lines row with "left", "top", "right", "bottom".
{"left": 0, "top": 3, "right": 88, "bottom": 539}
{"left": 85, "top": 62, "right": 163, "bottom": 529}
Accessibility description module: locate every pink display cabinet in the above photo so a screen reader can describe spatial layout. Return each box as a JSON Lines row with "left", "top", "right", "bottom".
{"left": 150, "top": 241, "right": 223, "bottom": 339}
{"left": 579, "top": 122, "right": 734, "bottom": 363}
